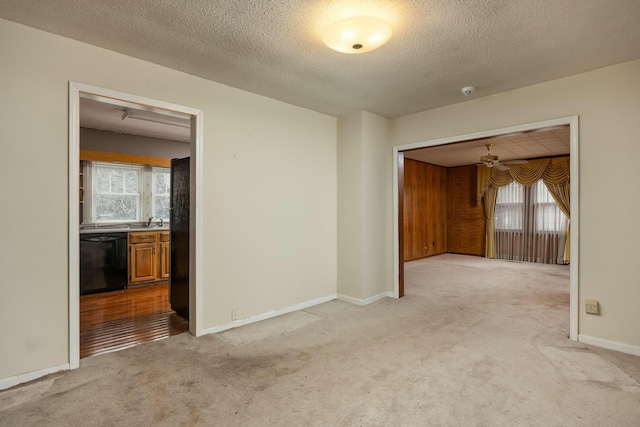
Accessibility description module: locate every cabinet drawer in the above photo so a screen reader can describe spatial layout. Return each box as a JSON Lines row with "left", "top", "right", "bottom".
{"left": 129, "top": 232, "right": 157, "bottom": 244}
{"left": 159, "top": 232, "right": 169, "bottom": 242}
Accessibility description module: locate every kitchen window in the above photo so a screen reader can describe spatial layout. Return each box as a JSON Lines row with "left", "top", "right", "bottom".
{"left": 92, "top": 162, "right": 142, "bottom": 222}
{"left": 152, "top": 167, "right": 170, "bottom": 221}
{"left": 83, "top": 161, "right": 170, "bottom": 224}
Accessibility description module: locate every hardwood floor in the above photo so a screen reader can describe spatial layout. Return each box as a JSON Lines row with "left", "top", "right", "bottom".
{"left": 80, "top": 283, "right": 189, "bottom": 359}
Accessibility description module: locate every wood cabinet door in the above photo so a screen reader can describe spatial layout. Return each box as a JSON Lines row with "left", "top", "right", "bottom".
{"left": 130, "top": 243, "right": 157, "bottom": 283}
{"left": 160, "top": 241, "right": 170, "bottom": 279}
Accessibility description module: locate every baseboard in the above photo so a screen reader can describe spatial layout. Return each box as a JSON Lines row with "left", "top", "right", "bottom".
{"left": 0, "top": 363, "right": 69, "bottom": 391}
{"left": 201, "top": 293, "right": 337, "bottom": 335}
{"left": 337, "top": 291, "right": 394, "bottom": 306}
{"left": 578, "top": 334, "right": 640, "bottom": 357}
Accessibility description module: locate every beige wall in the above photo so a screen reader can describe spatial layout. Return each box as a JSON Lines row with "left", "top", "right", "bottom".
{"left": 389, "top": 59, "right": 640, "bottom": 348}
{"left": 361, "top": 112, "right": 390, "bottom": 299}
{"left": 0, "top": 19, "right": 337, "bottom": 380}
{"left": 2, "top": 15, "right": 639, "bottom": 384}
{"left": 337, "top": 111, "right": 389, "bottom": 301}
{"left": 337, "top": 112, "right": 364, "bottom": 299}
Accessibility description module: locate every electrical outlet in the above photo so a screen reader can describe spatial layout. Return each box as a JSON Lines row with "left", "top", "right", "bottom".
{"left": 232, "top": 307, "right": 240, "bottom": 321}
{"left": 585, "top": 299, "right": 599, "bottom": 315}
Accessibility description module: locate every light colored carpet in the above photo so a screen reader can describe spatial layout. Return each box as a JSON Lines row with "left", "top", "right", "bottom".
{"left": 1, "top": 254, "right": 639, "bottom": 426}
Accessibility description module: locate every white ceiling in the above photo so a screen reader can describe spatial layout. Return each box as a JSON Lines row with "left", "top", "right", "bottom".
{"left": 403, "top": 125, "right": 569, "bottom": 168}
{"left": 2, "top": 1, "right": 640, "bottom": 118}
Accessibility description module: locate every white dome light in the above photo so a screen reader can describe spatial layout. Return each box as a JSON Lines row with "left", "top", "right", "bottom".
{"left": 323, "top": 17, "right": 392, "bottom": 54}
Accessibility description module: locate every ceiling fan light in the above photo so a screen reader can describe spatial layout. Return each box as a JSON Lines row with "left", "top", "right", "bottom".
{"left": 323, "top": 17, "right": 392, "bottom": 54}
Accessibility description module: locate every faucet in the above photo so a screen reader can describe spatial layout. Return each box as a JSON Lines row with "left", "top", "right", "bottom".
{"left": 159, "top": 218, "right": 164, "bottom": 227}
{"left": 147, "top": 216, "right": 153, "bottom": 227}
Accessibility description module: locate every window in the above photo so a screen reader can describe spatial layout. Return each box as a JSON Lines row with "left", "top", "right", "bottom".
{"left": 494, "top": 180, "right": 569, "bottom": 264}
{"left": 534, "top": 181, "right": 566, "bottom": 232}
{"left": 495, "top": 181, "right": 567, "bottom": 232}
{"left": 83, "top": 161, "right": 171, "bottom": 224}
{"left": 93, "top": 162, "right": 142, "bottom": 222}
{"left": 495, "top": 181, "right": 523, "bottom": 230}
{"left": 152, "top": 167, "right": 170, "bottom": 221}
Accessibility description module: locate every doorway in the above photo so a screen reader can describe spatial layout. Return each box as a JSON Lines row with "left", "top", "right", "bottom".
{"left": 393, "top": 116, "right": 579, "bottom": 341}
{"left": 69, "top": 82, "right": 203, "bottom": 368}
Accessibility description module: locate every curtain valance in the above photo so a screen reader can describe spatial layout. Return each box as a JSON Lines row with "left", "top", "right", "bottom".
{"left": 477, "top": 156, "right": 570, "bottom": 205}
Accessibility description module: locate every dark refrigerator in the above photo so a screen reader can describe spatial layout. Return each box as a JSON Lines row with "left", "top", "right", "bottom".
{"left": 170, "top": 157, "right": 190, "bottom": 320}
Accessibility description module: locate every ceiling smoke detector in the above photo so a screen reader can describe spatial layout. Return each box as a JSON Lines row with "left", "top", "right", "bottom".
{"left": 461, "top": 86, "right": 476, "bottom": 96}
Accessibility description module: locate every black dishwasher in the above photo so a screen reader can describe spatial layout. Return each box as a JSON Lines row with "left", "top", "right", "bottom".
{"left": 80, "top": 233, "right": 128, "bottom": 295}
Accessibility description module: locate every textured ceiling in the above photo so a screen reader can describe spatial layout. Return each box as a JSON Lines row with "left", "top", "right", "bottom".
{"left": 403, "top": 125, "right": 570, "bottom": 168}
{"left": 2, "top": 1, "right": 640, "bottom": 118}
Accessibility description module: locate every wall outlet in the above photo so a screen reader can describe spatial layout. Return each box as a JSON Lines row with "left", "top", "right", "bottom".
{"left": 232, "top": 307, "right": 240, "bottom": 321}
{"left": 585, "top": 299, "right": 599, "bottom": 315}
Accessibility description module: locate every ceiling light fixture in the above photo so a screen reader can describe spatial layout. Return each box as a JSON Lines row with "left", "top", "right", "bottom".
{"left": 122, "top": 108, "right": 191, "bottom": 128}
{"left": 323, "top": 16, "right": 392, "bottom": 54}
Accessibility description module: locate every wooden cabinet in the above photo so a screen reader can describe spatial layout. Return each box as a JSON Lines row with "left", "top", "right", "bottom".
{"left": 159, "top": 232, "right": 170, "bottom": 280}
{"left": 128, "top": 231, "right": 170, "bottom": 286}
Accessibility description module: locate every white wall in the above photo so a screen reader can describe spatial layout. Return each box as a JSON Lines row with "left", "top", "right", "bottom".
{"left": 0, "top": 19, "right": 336, "bottom": 381}
{"left": 80, "top": 128, "right": 190, "bottom": 158}
{"left": 389, "top": 59, "right": 640, "bottom": 349}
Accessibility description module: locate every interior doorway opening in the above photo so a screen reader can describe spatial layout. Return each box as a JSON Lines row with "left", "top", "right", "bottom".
{"left": 393, "top": 117, "right": 579, "bottom": 341}
{"left": 69, "top": 83, "right": 203, "bottom": 368}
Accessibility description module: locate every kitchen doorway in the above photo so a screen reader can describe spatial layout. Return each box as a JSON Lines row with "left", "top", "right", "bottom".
{"left": 69, "top": 82, "right": 203, "bottom": 368}
{"left": 392, "top": 116, "right": 580, "bottom": 341}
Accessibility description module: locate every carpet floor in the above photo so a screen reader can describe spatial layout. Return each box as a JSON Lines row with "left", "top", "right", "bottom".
{"left": 1, "top": 254, "right": 639, "bottom": 426}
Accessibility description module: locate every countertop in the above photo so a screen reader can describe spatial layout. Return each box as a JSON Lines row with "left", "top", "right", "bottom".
{"left": 80, "top": 225, "right": 169, "bottom": 234}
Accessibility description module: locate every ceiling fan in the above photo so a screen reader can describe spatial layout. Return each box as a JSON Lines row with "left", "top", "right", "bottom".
{"left": 477, "top": 143, "right": 528, "bottom": 171}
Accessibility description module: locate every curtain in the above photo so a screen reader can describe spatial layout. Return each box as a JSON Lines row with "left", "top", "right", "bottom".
{"left": 483, "top": 185, "right": 498, "bottom": 258}
{"left": 477, "top": 156, "right": 571, "bottom": 264}
{"left": 477, "top": 157, "right": 570, "bottom": 202}
{"left": 545, "top": 181, "right": 570, "bottom": 263}
{"left": 494, "top": 182, "right": 523, "bottom": 260}
{"left": 495, "top": 182, "right": 568, "bottom": 264}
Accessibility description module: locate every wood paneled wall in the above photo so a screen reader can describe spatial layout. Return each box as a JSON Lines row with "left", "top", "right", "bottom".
{"left": 402, "top": 162, "right": 485, "bottom": 262}
{"left": 446, "top": 165, "right": 486, "bottom": 256}
{"left": 403, "top": 159, "right": 447, "bottom": 261}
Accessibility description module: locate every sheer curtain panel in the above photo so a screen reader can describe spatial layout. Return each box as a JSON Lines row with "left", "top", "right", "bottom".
{"left": 494, "top": 181, "right": 568, "bottom": 264}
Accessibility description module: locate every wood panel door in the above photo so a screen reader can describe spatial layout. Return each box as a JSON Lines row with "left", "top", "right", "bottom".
{"left": 130, "top": 243, "right": 157, "bottom": 283}
{"left": 170, "top": 157, "right": 190, "bottom": 320}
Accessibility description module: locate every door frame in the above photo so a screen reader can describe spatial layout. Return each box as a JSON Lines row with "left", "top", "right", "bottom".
{"left": 68, "top": 82, "right": 204, "bottom": 369}
{"left": 392, "top": 116, "right": 580, "bottom": 341}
